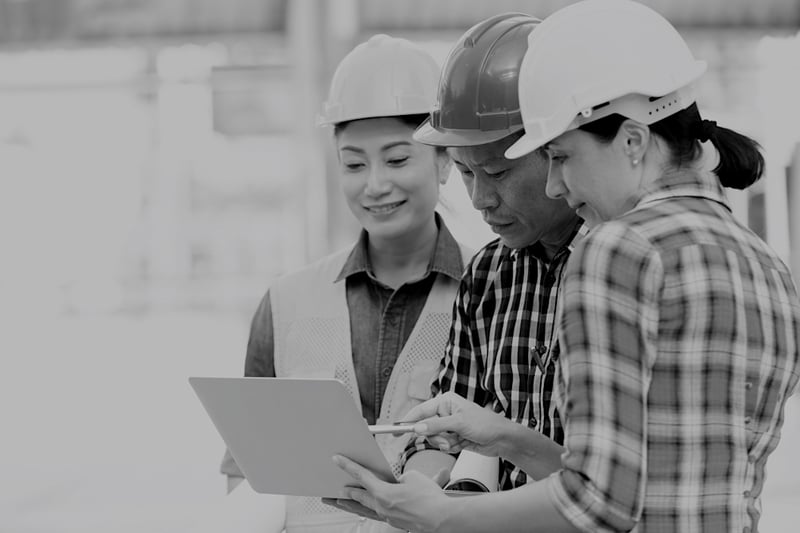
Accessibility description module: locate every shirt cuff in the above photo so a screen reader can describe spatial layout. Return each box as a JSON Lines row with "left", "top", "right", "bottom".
{"left": 543, "top": 471, "right": 626, "bottom": 533}
{"left": 399, "top": 436, "right": 444, "bottom": 471}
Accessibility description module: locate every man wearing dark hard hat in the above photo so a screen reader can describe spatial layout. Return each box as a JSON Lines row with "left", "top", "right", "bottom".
{"left": 400, "top": 12, "right": 585, "bottom": 490}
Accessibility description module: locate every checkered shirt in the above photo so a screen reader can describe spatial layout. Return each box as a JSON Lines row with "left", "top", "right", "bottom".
{"left": 545, "top": 171, "right": 800, "bottom": 533}
{"left": 404, "top": 223, "right": 587, "bottom": 490}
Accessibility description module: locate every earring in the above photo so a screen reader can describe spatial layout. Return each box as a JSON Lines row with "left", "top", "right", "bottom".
{"left": 632, "top": 158, "right": 639, "bottom": 166}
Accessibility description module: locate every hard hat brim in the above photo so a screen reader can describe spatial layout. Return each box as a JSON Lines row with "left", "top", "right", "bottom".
{"left": 414, "top": 119, "right": 523, "bottom": 148}
{"left": 505, "top": 78, "right": 706, "bottom": 160}
{"left": 505, "top": 132, "right": 543, "bottom": 160}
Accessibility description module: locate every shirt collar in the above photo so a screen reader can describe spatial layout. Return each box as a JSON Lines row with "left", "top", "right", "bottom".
{"left": 507, "top": 220, "right": 589, "bottom": 265}
{"left": 335, "top": 213, "right": 465, "bottom": 283}
{"left": 634, "top": 169, "right": 730, "bottom": 212}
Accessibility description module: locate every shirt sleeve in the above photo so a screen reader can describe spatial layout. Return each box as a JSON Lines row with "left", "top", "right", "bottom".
{"left": 436, "top": 262, "right": 489, "bottom": 405}
{"left": 220, "top": 290, "right": 277, "bottom": 478}
{"left": 543, "top": 222, "right": 663, "bottom": 533}
{"left": 244, "top": 290, "right": 277, "bottom": 378}
{"left": 401, "top": 256, "right": 488, "bottom": 465}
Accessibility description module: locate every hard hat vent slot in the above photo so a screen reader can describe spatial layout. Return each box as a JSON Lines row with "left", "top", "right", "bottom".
{"left": 510, "top": 0, "right": 708, "bottom": 156}
{"left": 648, "top": 96, "right": 680, "bottom": 116}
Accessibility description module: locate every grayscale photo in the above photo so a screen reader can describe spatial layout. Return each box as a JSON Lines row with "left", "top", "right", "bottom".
{"left": 1, "top": 1, "right": 798, "bottom": 532}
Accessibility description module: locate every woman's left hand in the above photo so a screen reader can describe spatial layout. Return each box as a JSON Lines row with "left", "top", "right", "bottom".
{"left": 323, "top": 455, "right": 453, "bottom": 533}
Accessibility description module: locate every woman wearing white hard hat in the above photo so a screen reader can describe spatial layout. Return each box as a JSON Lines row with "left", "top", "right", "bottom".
{"left": 326, "top": 2, "right": 800, "bottom": 532}
{"left": 220, "top": 34, "right": 472, "bottom": 533}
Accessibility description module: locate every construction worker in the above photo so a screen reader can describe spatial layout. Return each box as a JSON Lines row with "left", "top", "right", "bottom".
{"left": 220, "top": 34, "right": 473, "bottom": 533}
{"left": 397, "top": 13, "right": 585, "bottom": 489}
{"left": 328, "top": 1, "right": 800, "bottom": 532}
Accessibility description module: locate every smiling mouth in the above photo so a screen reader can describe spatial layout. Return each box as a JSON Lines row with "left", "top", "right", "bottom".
{"left": 365, "top": 200, "right": 405, "bottom": 214}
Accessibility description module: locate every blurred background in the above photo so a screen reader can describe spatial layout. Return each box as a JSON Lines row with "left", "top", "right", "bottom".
{"left": 0, "top": 1, "right": 798, "bottom": 531}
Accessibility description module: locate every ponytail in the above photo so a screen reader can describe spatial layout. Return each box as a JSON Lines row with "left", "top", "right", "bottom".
{"left": 700, "top": 121, "right": 764, "bottom": 190}
{"left": 648, "top": 103, "right": 764, "bottom": 190}
{"left": 579, "top": 103, "right": 765, "bottom": 190}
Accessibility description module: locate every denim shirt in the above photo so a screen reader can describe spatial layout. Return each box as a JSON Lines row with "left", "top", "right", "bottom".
{"left": 242, "top": 214, "right": 464, "bottom": 424}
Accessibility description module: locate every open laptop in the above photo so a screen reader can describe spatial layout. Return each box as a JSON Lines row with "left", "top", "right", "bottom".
{"left": 189, "top": 377, "right": 396, "bottom": 498}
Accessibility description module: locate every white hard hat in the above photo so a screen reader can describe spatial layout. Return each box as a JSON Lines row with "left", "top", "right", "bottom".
{"left": 318, "top": 34, "right": 441, "bottom": 126}
{"left": 506, "top": 0, "right": 707, "bottom": 159}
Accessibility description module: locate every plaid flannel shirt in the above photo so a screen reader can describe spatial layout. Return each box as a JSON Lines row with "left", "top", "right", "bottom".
{"left": 403, "top": 223, "right": 587, "bottom": 489}
{"left": 545, "top": 170, "right": 800, "bottom": 533}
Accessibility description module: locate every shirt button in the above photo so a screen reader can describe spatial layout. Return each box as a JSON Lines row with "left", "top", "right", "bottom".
{"left": 528, "top": 418, "right": 537, "bottom": 428}
{"left": 744, "top": 490, "right": 751, "bottom": 498}
{"left": 382, "top": 367, "right": 392, "bottom": 377}
{"left": 745, "top": 381, "right": 753, "bottom": 390}
{"left": 748, "top": 455, "right": 757, "bottom": 464}
{"left": 744, "top": 416, "right": 752, "bottom": 425}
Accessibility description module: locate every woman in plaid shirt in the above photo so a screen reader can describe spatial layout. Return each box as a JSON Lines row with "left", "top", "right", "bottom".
{"left": 327, "top": 1, "right": 800, "bottom": 532}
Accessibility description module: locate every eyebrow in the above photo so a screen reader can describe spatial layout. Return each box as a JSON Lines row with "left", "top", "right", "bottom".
{"left": 339, "top": 141, "right": 413, "bottom": 154}
{"left": 452, "top": 155, "right": 504, "bottom": 168}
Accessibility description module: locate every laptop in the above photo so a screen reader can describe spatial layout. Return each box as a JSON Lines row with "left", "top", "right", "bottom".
{"left": 189, "top": 377, "right": 396, "bottom": 498}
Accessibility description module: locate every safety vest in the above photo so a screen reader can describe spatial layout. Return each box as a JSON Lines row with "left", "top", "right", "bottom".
{"left": 271, "top": 244, "right": 470, "bottom": 533}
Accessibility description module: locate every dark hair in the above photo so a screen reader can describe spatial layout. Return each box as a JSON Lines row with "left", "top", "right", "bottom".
{"left": 333, "top": 113, "right": 446, "bottom": 154}
{"left": 578, "top": 103, "right": 764, "bottom": 190}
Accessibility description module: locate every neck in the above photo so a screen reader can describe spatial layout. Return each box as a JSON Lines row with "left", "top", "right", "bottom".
{"left": 538, "top": 216, "right": 581, "bottom": 262}
{"left": 368, "top": 217, "right": 439, "bottom": 289}
{"left": 630, "top": 139, "right": 673, "bottom": 207}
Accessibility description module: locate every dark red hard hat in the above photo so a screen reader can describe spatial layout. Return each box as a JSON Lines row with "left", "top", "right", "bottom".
{"left": 414, "top": 13, "right": 539, "bottom": 147}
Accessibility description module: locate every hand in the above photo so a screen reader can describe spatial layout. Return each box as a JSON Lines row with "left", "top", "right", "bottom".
{"left": 402, "top": 449, "right": 455, "bottom": 486}
{"left": 322, "top": 497, "right": 382, "bottom": 522}
{"left": 326, "top": 455, "right": 453, "bottom": 533}
{"left": 401, "top": 392, "right": 515, "bottom": 457}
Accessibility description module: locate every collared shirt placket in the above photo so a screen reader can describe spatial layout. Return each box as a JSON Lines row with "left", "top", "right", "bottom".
{"left": 374, "top": 288, "right": 408, "bottom": 412}
{"left": 528, "top": 248, "right": 570, "bottom": 443}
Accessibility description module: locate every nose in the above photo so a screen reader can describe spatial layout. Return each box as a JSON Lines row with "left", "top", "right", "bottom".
{"left": 545, "top": 159, "right": 565, "bottom": 200}
{"left": 470, "top": 174, "right": 499, "bottom": 211}
{"left": 365, "top": 165, "right": 392, "bottom": 197}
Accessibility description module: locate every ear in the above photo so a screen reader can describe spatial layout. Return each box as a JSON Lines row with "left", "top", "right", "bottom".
{"left": 435, "top": 150, "right": 452, "bottom": 185}
{"left": 618, "top": 119, "right": 650, "bottom": 164}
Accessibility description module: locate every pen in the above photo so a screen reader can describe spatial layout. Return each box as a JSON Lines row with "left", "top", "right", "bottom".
{"left": 367, "top": 422, "right": 417, "bottom": 434}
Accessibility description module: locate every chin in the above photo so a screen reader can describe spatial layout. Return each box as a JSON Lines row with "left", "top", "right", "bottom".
{"left": 365, "top": 219, "right": 413, "bottom": 241}
{"left": 575, "top": 204, "right": 606, "bottom": 227}
{"left": 498, "top": 235, "right": 527, "bottom": 250}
